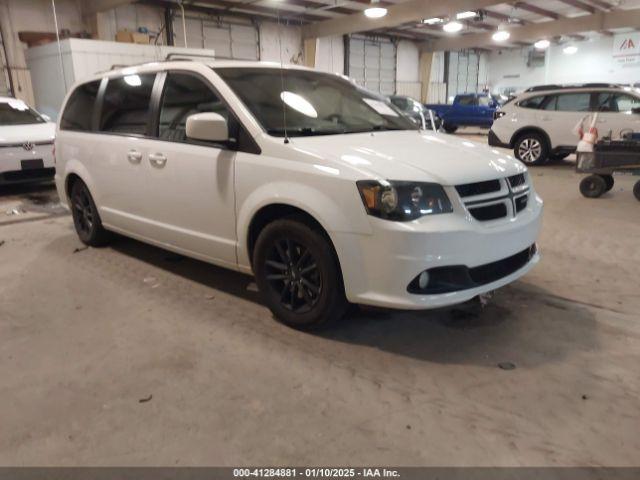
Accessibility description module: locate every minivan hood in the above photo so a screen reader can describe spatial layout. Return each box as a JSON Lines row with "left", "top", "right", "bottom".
{"left": 0, "top": 122, "right": 55, "bottom": 145}
{"left": 289, "top": 130, "right": 526, "bottom": 185}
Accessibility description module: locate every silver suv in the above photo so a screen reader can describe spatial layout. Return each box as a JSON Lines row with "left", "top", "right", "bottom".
{"left": 489, "top": 84, "right": 640, "bottom": 165}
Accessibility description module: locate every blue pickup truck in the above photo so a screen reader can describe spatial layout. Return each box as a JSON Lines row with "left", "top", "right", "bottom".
{"left": 425, "top": 93, "right": 500, "bottom": 134}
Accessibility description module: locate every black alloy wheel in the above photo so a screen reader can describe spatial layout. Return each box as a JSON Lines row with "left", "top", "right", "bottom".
{"left": 70, "top": 180, "right": 111, "bottom": 246}
{"left": 265, "top": 237, "right": 322, "bottom": 314}
{"left": 253, "top": 218, "right": 348, "bottom": 329}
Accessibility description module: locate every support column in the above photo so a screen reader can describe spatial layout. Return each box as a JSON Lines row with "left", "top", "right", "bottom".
{"left": 303, "top": 38, "right": 317, "bottom": 68}
{"left": 418, "top": 51, "right": 433, "bottom": 103}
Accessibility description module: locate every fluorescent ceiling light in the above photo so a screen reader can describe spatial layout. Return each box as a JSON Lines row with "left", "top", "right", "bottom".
{"left": 456, "top": 11, "right": 477, "bottom": 19}
{"left": 364, "top": 6, "right": 387, "bottom": 18}
{"left": 443, "top": 21, "right": 463, "bottom": 33}
{"left": 423, "top": 17, "right": 443, "bottom": 24}
{"left": 534, "top": 39, "right": 550, "bottom": 50}
{"left": 563, "top": 45, "right": 578, "bottom": 55}
{"left": 492, "top": 30, "right": 511, "bottom": 42}
{"left": 124, "top": 74, "right": 142, "bottom": 87}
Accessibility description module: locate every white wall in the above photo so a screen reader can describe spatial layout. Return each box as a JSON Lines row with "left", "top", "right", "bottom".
{"left": 315, "top": 36, "right": 343, "bottom": 74}
{"left": 487, "top": 35, "right": 640, "bottom": 94}
{"left": 259, "top": 22, "right": 303, "bottom": 65}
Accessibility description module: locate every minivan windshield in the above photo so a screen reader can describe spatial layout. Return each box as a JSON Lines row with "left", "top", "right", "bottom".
{"left": 0, "top": 101, "right": 46, "bottom": 126}
{"left": 214, "top": 67, "right": 417, "bottom": 137}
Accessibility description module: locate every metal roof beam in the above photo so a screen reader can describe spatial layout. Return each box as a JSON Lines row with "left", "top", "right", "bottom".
{"left": 422, "top": 8, "right": 640, "bottom": 51}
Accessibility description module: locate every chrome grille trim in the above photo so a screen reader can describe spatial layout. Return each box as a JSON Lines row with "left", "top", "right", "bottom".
{"left": 456, "top": 174, "right": 530, "bottom": 222}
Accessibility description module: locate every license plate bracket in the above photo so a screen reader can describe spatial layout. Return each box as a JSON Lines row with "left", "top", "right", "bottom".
{"left": 21, "top": 159, "right": 44, "bottom": 170}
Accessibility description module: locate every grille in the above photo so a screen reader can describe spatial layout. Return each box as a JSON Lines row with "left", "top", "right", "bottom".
{"left": 455, "top": 179, "right": 501, "bottom": 198}
{"left": 407, "top": 244, "right": 537, "bottom": 294}
{"left": 515, "top": 195, "right": 528, "bottom": 213}
{"left": 508, "top": 173, "right": 527, "bottom": 190}
{"left": 469, "top": 246, "right": 534, "bottom": 285}
{"left": 469, "top": 203, "right": 507, "bottom": 221}
{"left": 457, "top": 174, "right": 530, "bottom": 222}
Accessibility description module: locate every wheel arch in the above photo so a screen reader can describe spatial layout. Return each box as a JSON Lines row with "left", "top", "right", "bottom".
{"left": 246, "top": 203, "right": 341, "bottom": 272}
{"left": 510, "top": 126, "right": 552, "bottom": 150}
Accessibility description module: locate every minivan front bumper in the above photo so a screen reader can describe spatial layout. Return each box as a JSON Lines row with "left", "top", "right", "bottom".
{"left": 331, "top": 192, "right": 543, "bottom": 310}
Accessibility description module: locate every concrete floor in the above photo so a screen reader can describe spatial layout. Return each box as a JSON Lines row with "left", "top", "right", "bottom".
{"left": 1, "top": 133, "right": 639, "bottom": 466}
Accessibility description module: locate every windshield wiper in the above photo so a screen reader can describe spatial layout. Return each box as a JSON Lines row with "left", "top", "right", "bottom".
{"left": 267, "top": 126, "right": 346, "bottom": 137}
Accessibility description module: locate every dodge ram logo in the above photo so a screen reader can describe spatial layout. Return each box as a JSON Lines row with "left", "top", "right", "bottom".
{"left": 23, "top": 142, "right": 34, "bottom": 151}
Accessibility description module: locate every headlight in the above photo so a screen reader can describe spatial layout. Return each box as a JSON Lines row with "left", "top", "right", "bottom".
{"left": 357, "top": 180, "right": 453, "bottom": 221}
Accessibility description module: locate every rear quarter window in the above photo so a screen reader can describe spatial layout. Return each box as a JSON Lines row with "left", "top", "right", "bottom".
{"left": 60, "top": 80, "right": 101, "bottom": 131}
{"left": 517, "top": 95, "right": 546, "bottom": 109}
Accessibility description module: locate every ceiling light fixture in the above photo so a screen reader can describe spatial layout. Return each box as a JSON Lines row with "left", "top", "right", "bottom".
{"left": 563, "top": 45, "right": 578, "bottom": 55}
{"left": 423, "top": 17, "right": 443, "bottom": 24}
{"left": 492, "top": 29, "right": 510, "bottom": 42}
{"left": 443, "top": 21, "right": 463, "bottom": 33}
{"left": 534, "top": 39, "right": 550, "bottom": 50}
{"left": 364, "top": 0, "right": 387, "bottom": 19}
{"left": 456, "top": 11, "right": 477, "bottom": 20}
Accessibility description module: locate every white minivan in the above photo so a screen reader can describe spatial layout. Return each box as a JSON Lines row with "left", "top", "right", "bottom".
{"left": 55, "top": 60, "right": 543, "bottom": 328}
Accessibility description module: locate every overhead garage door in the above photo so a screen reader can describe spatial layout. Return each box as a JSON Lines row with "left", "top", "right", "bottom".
{"left": 173, "top": 17, "right": 259, "bottom": 60}
{"left": 348, "top": 35, "right": 396, "bottom": 95}
{"left": 447, "top": 50, "right": 480, "bottom": 98}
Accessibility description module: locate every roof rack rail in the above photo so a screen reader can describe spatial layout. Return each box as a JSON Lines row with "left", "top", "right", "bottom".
{"left": 165, "top": 52, "right": 216, "bottom": 61}
{"left": 524, "top": 83, "right": 622, "bottom": 92}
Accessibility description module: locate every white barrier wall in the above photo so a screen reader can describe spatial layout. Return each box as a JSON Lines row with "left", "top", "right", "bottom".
{"left": 25, "top": 39, "right": 215, "bottom": 119}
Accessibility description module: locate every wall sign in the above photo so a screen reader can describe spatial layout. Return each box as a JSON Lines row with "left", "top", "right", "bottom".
{"left": 613, "top": 33, "right": 640, "bottom": 64}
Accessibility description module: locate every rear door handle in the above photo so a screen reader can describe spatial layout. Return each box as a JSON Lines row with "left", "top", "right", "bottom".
{"left": 149, "top": 153, "right": 167, "bottom": 168}
{"left": 127, "top": 149, "right": 142, "bottom": 164}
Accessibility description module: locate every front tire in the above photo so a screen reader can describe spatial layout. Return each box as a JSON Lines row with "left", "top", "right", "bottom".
{"left": 70, "top": 179, "right": 111, "bottom": 246}
{"left": 514, "top": 133, "right": 549, "bottom": 166}
{"left": 253, "top": 218, "right": 348, "bottom": 330}
{"left": 443, "top": 123, "right": 458, "bottom": 134}
{"left": 633, "top": 181, "right": 640, "bottom": 201}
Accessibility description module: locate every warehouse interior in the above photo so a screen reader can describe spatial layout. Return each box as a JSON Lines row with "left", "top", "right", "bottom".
{"left": 1, "top": 0, "right": 640, "bottom": 471}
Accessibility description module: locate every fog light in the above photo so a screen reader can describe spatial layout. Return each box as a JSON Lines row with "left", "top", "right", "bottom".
{"left": 418, "top": 271, "right": 430, "bottom": 290}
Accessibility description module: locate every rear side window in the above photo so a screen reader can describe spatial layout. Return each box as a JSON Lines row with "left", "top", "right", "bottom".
{"left": 457, "top": 96, "right": 476, "bottom": 106}
{"left": 99, "top": 74, "right": 156, "bottom": 135}
{"left": 60, "top": 80, "right": 100, "bottom": 131}
{"left": 544, "top": 93, "right": 590, "bottom": 112}
{"left": 594, "top": 92, "right": 640, "bottom": 112}
{"left": 518, "top": 95, "right": 546, "bottom": 110}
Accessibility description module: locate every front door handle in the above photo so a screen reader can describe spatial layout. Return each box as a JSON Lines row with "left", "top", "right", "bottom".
{"left": 127, "top": 149, "right": 142, "bottom": 164}
{"left": 149, "top": 153, "right": 167, "bottom": 168}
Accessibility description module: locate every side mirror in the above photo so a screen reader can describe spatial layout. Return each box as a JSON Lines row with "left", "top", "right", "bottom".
{"left": 186, "top": 112, "right": 228, "bottom": 142}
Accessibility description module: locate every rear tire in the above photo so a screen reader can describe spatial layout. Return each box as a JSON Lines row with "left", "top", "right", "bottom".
{"left": 70, "top": 179, "right": 111, "bottom": 246}
{"left": 579, "top": 175, "right": 607, "bottom": 198}
{"left": 253, "top": 217, "right": 348, "bottom": 330}
{"left": 514, "top": 133, "right": 549, "bottom": 166}
{"left": 443, "top": 123, "right": 458, "bottom": 134}
{"left": 633, "top": 181, "right": 640, "bottom": 201}
{"left": 601, "top": 174, "right": 614, "bottom": 192}
{"left": 550, "top": 152, "right": 571, "bottom": 162}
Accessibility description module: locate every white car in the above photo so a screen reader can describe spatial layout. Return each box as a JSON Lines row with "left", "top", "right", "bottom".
{"left": 55, "top": 60, "right": 542, "bottom": 329}
{"left": 490, "top": 84, "right": 640, "bottom": 165}
{"left": 0, "top": 97, "right": 56, "bottom": 184}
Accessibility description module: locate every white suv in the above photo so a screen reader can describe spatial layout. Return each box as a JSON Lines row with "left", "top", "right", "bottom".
{"left": 0, "top": 96, "right": 55, "bottom": 184}
{"left": 55, "top": 60, "right": 542, "bottom": 329}
{"left": 490, "top": 84, "right": 640, "bottom": 165}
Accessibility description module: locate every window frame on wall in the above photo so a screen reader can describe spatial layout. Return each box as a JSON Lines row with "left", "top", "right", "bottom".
{"left": 346, "top": 34, "right": 397, "bottom": 96}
